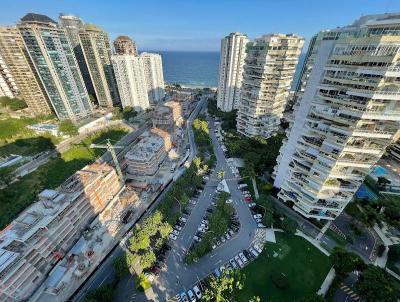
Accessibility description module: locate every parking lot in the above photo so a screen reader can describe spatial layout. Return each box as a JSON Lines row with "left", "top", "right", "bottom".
{"left": 129, "top": 114, "right": 262, "bottom": 301}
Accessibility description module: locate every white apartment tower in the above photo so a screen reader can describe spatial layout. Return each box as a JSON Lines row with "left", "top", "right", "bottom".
{"left": 236, "top": 34, "right": 304, "bottom": 138}
{"left": 217, "top": 32, "right": 248, "bottom": 112}
{"left": 111, "top": 54, "right": 150, "bottom": 111}
{"left": 0, "top": 54, "right": 18, "bottom": 98}
{"left": 140, "top": 52, "right": 165, "bottom": 104}
{"left": 273, "top": 13, "right": 400, "bottom": 220}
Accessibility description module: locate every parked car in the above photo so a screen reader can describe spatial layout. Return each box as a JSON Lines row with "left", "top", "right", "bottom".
{"left": 180, "top": 292, "right": 189, "bottom": 302}
{"left": 193, "top": 235, "right": 201, "bottom": 242}
{"left": 174, "top": 225, "right": 183, "bottom": 231}
{"left": 201, "top": 219, "right": 208, "bottom": 225}
{"left": 226, "top": 198, "right": 233, "bottom": 203}
{"left": 255, "top": 218, "right": 262, "bottom": 223}
{"left": 234, "top": 255, "right": 244, "bottom": 268}
{"left": 225, "top": 233, "right": 231, "bottom": 240}
{"left": 169, "top": 234, "right": 178, "bottom": 240}
{"left": 248, "top": 203, "right": 256, "bottom": 208}
{"left": 249, "top": 247, "right": 259, "bottom": 258}
{"left": 244, "top": 197, "right": 252, "bottom": 202}
{"left": 239, "top": 252, "right": 248, "bottom": 263}
{"left": 187, "top": 289, "right": 196, "bottom": 301}
{"left": 257, "top": 223, "right": 266, "bottom": 228}
{"left": 172, "top": 229, "right": 180, "bottom": 236}
{"left": 214, "top": 268, "right": 221, "bottom": 278}
{"left": 253, "top": 244, "right": 263, "bottom": 254}
{"left": 229, "top": 258, "right": 238, "bottom": 268}
{"left": 179, "top": 217, "right": 187, "bottom": 223}
{"left": 193, "top": 285, "right": 202, "bottom": 299}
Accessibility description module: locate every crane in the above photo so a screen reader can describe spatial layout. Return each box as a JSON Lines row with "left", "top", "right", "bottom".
{"left": 90, "top": 139, "right": 125, "bottom": 185}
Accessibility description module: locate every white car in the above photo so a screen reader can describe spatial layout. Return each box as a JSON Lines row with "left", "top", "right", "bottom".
{"left": 174, "top": 225, "right": 183, "bottom": 231}
{"left": 249, "top": 247, "right": 259, "bottom": 258}
{"left": 253, "top": 214, "right": 263, "bottom": 219}
{"left": 253, "top": 244, "right": 263, "bottom": 254}
{"left": 193, "top": 285, "right": 202, "bottom": 299}
{"left": 255, "top": 218, "right": 262, "bottom": 223}
{"left": 239, "top": 252, "right": 248, "bottom": 263}
{"left": 169, "top": 233, "right": 178, "bottom": 240}
{"left": 257, "top": 223, "right": 266, "bottom": 228}
{"left": 190, "top": 199, "right": 197, "bottom": 205}
{"left": 200, "top": 223, "right": 209, "bottom": 230}
{"left": 180, "top": 292, "right": 189, "bottom": 302}
{"left": 198, "top": 227, "right": 206, "bottom": 233}
{"left": 248, "top": 203, "right": 256, "bottom": 208}
{"left": 201, "top": 219, "right": 208, "bottom": 225}
{"left": 229, "top": 258, "right": 238, "bottom": 268}
{"left": 234, "top": 255, "right": 244, "bottom": 268}
{"left": 187, "top": 289, "right": 196, "bottom": 302}
{"left": 179, "top": 217, "right": 187, "bottom": 223}
{"left": 193, "top": 235, "right": 202, "bottom": 242}
{"left": 172, "top": 229, "right": 180, "bottom": 236}
{"left": 226, "top": 198, "right": 233, "bottom": 204}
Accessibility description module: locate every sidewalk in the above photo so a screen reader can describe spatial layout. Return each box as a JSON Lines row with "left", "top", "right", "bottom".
{"left": 317, "top": 267, "right": 336, "bottom": 296}
{"left": 295, "top": 230, "right": 331, "bottom": 256}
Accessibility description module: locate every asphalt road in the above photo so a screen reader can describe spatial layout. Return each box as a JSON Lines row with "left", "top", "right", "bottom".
{"left": 129, "top": 112, "right": 258, "bottom": 301}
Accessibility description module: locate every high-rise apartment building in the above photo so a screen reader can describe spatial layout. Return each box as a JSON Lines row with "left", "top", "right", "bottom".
{"left": 78, "top": 24, "right": 120, "bottom": 108}
{"left": 0, "top": 27, "right": 52, "bottom": 115}
{"left": 273, "top": 13, "right": 400, "bottom": 220}
{"left": 58, "top": 14, "right": 96, "bottom": 99}
{"left": 217, "top": 32, "right": 248, "bottom": 112}
{"left": 236, "top": 34, "right": 304, "bottom": 138}
{"left": 0, "top": 55, "right": 17, "bottom": 98}
{"left": 111, "top": 54, "right": 150, "bottom": 111}
{"left": 17, "top": 13, "right": 92, "bottom": 121}
{"left": 140, "top": 52, "right": 165, "bottom": 104}
{"left": 0, "top": 163, "right": 120, "bottom": 301}
{"left": 114, "top": 35, "right": 138, "bottom": 56}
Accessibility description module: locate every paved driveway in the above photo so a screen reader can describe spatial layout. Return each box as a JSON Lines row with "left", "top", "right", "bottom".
{"left": 130, "top": 114, "right": 258, "bottom": 301}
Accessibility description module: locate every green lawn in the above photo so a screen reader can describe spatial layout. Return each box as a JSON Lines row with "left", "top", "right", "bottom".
{"left": 0, "top": 128, "right": 128, "bottom": 229}
{"left": 237, "top": 233, "right": 331, "bottom": 302}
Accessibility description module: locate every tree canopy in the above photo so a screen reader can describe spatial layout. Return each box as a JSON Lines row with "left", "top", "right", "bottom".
{"left": 329, "top": 247, "right": 365, "bottom": 276}
{"left": 59, "top": 120, "right": 78, "bottom": 136}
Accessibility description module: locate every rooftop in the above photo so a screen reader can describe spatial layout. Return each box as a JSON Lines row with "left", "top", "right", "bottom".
{"left": 125, "top": 131, "right": 164, "bottom": 162}
{"left": 20, "top": 13, "right": 56, "bottom": 24}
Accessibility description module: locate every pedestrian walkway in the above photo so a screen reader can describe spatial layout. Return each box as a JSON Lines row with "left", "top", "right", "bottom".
{"left": 316, "top": 221, "right": 332, "bottom": 241}
{"left": 295, "top": 230, "right": 330, "bottom": 256}
{"left": 252, "top": 177, "right": 260, "bottom": 200}
{"left": 317, "top": 267, "right": 335, "bottom": 296}
{"left": 339, "top": 283, "right": 360, "bottom": 301}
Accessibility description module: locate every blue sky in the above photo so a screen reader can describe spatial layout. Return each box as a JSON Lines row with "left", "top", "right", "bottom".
{"left": 1, "top": 0, "right": 400, "bottom": 51}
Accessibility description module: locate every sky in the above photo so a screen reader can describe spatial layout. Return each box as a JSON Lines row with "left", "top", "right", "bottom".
{"left": 1, "top": 0, "right": 400, "bottom": 51}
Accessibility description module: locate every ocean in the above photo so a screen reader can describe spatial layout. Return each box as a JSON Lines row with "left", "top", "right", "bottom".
{"left": 156, "top": 51, "right": 306, "bottom": 90}
{"left": 158, "top": 51, "right": 220, "bottom": 88}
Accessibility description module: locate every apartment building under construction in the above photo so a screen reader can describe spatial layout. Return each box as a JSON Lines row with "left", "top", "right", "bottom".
{"left": 0, "top": 163, "right": 120, "bottom": 301}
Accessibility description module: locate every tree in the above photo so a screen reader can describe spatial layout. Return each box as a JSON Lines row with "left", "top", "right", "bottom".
{"left": 249, "top": 296, "right": 261, "bottom": 302}
{"left": 112, "top": 255, "right": 129, "bottom": 280}
{"left": 281, "top": 218, "right": 298, "bottom": 234}
{"left": 122, "top": 106, "right": 137, "bottom": 120}
{"left": 129, "top": 231, "right": 150, "bottom": 252}
{"left": 0, "top": 96, "right": 27, "bottom": 111}
{"left": 263, "top": 211, "right": 274, "bottom": 227}
{"left": 112, "top": 107, "right": 123, "bottom": 120}
{"left": 59, "top": 120, "right": 78, "bottom": 136}
{"left": 84, "top": 284, "right": 114, "bottom": 302}
{"left": 193, "top": 156, "right": 202, "bottom": 170}
{"left": 0, "top": 166, "right": 14, "bottom": 186}
{"left": 217, "top": 169, "right": 225, "bottom": 180}
{"left": 330, "top": 247, "right": 365, "bottom": 276}
{"left": 158, "top": 221, "right": 173, "bottom": 239}
{"left": 139, "top": 250, "right": 156, "bottom": 269}
{"left": 202, "top": 270, "right": 245, "bottom": 302}
{"left": 356, "top": 265, "right": 398, "bottom": 302}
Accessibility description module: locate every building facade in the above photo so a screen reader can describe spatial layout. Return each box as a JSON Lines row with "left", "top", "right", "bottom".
{"left": 114, "top": 36, "right": 138, "bottom": 56}
{"left": 0, "top": 54, "right": 18, "bottom": 98}
{"left": 236, "top": 34, "right": 304, "bottom": 138}
{"left": 273, "top": 14, "right": 400, "bottom": 220}
{"left": 217, "top": 32, "right": 248, "bottom": 112}
{"left": 17, "top": 13, "right": 92, "bottom": 121}
{"left": 0, "top": 163, "right": 120, "bottom": 301}
{"left": 111, "top": 54, "right": 150, "bottom": 111}
{"left": 124, "top": 131, "right": 167, "bottom": 176}
{"left": 58, "top": 14, "right": 96, "bottom": 99}
{"left": 78, "top": 24, "right": 120, "bottom": 108}
{"left": 0, "top": 26, "right": 52, "bottom": 115}
{"left": 140, "top": 52, "right": 165, "bottom": 104}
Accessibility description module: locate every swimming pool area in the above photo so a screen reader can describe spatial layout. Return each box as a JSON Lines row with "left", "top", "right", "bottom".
{"left": 355, "top": 184, "right": 379, "bottom": 201}
{"left": 371, "top": 165, "right": 388, "bottom": 178}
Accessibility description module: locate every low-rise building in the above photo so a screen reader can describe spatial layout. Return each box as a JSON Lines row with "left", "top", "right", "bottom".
{"left": 124, "top": 131, "right": 167, "bottom": 177}
{"left": 0, "top": 163, "right": 120, "bottom": 301}
{"left": 164, "top": 101, "right": 183, "bottom": 125}
{"left": 150, "top": 127, "right": 172, "bottom": 151}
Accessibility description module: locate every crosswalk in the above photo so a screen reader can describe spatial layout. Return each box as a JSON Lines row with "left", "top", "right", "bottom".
{"left": 340, "top": 283, "right": 360, "bottom": 301}
{"left": 252, "top": 228, "right": 268, "bottom": 247}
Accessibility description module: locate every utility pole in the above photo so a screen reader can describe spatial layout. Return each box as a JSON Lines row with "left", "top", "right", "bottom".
{"left": 90, "top": 139, "right": 125, "bottom": 185}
